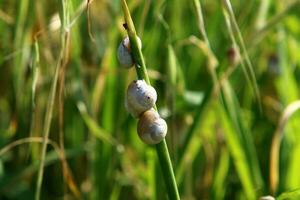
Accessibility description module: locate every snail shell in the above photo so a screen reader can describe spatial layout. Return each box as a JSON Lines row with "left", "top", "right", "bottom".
{"left": 137, "top": 109, "right": 167, "bottom": 145}
{"left": 117, "top": 36, "right": 142, "bottom": 68}
{"left": 126, "top": 80, "right": 157, "bottom": 117}
{"left": 117, "top": 36, "right": 133, "bottom": 68}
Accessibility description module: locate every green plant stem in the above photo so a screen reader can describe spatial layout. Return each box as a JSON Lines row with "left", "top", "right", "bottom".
{"left": 35, "top": 1, "right": 69, "bottom": 199}
{"left": 222, "top": 0, "right": 261, "bottom": 110}
{"left": 35, "top": 39, "right": 64, "bottom": 200}
{"left": 156, "top": 140, "right": 180, "bottom": 200}
{"left": 121, "top": 0, "right": 180, "bottom": 199}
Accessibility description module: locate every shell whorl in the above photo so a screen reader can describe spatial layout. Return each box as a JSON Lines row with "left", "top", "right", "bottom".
{"left": 137, "top": 109, "right": 167, "bottom": 145}
{"left": 126, "top": 80, "right": 157, "bottom": 117}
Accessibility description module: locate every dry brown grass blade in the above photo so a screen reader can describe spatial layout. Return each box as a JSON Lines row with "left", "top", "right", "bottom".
{"left": 0, "top": 137, "right": 81, "bottom": 199}
{"left": 57, "top": 31, "right": 82, "bottom": 199}
{"left": 87, "top": 0, "right": 96, "bottom": 42}
{"left": 0, "top": 135, "right": 81, "bottom": 198}
{"left": 0, "top": 137, "right": 58, "bottom": 157}
{"left": 0, "top": 9, "right": 14, "bottom": 24}
{"left": 270, "top": 100, "right": 300, "bottom": 194}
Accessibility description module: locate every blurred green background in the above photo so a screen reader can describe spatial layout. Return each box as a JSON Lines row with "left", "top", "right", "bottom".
{"left": 1, "top": 0, "right": 300, "bottom": 199}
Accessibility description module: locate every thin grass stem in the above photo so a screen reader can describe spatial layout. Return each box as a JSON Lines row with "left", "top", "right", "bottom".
{"left": 35, "top": 1, "right": 70, "bottom": 199}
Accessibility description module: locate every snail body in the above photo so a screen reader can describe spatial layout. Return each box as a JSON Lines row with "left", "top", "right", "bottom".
{"left": 137, "top": 109, "right": 167, "bottom": 145}
{"left": 126, "top": 80, "right": 157, "bottom": 117}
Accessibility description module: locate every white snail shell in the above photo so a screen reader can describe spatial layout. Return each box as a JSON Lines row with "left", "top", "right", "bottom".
{"left": 117, "top": 36, "right": 142, "bottom": 68}
{"left": 137, "top": 109, "right": 167, "bottom": 145}
{"left": 125, "top": 96, "right": 139, "bottom": 118}
{"left": 117, "top": 36, "right": 133, "bottom": 68}
{"left": 126, "top": 80, "right": 157, "bottom": 117}
{"left": 259, "top": 196, "right": 275, "bottom": 200}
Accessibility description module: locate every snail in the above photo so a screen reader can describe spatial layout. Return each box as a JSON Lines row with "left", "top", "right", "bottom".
{"left": 137, "top": 109, "right": 167, "bottom": 145}
{"left": 125, "top": 80, "right": 157, "bottom": 117}
{"left": 259, "top": 196, "right": 275, "bottom": 200}
{"left": 117, "top": 36, "right": 142, "bottom": 68}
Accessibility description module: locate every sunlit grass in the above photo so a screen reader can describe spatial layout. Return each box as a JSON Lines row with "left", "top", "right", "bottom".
{"left": 0, "top": 0, "right": 300, "bottom": 199}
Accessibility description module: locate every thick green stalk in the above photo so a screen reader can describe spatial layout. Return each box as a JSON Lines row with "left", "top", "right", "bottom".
{"left": 121, "top": 0, "right": 180, "bottom": 199}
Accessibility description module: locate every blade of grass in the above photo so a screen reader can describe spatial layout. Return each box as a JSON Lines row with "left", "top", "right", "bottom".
{"left": 250, "top": 0, "right": 300, "bottom": 49}
{"left": 220, "top": 80, "right": 263, "bottom": 193}
{"left": 77, "top": 101, "right": 124, "bottom": 150}
{"left": 176, "top": 133, "right": 202, "bottom": 184}
{"left": 191, "top": 1, "right": 263, "bottom": 197}
{"left": 178, "top": 0, "right": 217, "bottom": 167}
{"left": 56, "top": 4, "right": 81, "bottom": 197}
{"left": 147, "top": 149, "right": 156, "bottom": 200}
{"left": 138, "top": 0, "right": 151, "bottom": 37}
{"left": 0, "top": 136, "right": 82, "bottom": 198}
{"left": 94, "top": 31, "right": 118, "bottom": 200}
{"left": 277, "top": 188, "right": 300, "bottom": 200}
{"left": 218, "top": 101, "right": 256, "bottom": 200}
{"left": 275, "top": 24, "right": 300, "bottom": 193}
{"left": 254, "top": 0, "right": 271, "bottom": 30}
{"left": 218, "top": 1, "right": 264, "bottom": 190}
{"left": 193, "top": 0, "right": 218, "bottom": 72}
{"left": 270, "top": 101, "right": 300, "bottom": 194}
{"left": 193, "top": 0, "right": 219, "bottom": 85}
{"left": 178, "top": 85, "right": 213, "bottom": 161}
{"left": 28, "top": 40, "right": 40, "bottom": 162}
{"left": 0, "top": 140, "right": 89, "bottom": 192}
{"left": 211, "top": 145, "right": 230, "bottom": 200}
{"left": 121, "top": 1, "right": 180, "bottom": 199}
{"left": 166, "top": 45, "right": 178, "bottom": 161}
{"left": 35, "top": 0, "right": 70, "bottom": 199}
{"left": 13, "top": 0, "right": 29, "bottom": 111}
{"left": 0, "top": 137, "right": 60, "bottom": 158}
{"left": 222, "top": 0, "right": 261, "bottom": 110}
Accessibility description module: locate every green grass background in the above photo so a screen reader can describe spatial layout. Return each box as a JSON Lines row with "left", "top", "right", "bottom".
{"left": 1, "top": 0, "right": 300, "bottom": 199}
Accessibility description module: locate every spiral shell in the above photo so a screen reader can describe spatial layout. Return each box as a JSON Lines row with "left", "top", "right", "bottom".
{"left": 117, "top": 36, "right": 133, "bottom": 68}
{"left": 126, "top": 80, "right": 157, "bottom": 117}
{"left": 137, "top": 109, "right": 167, "bottom": 145}
{"left": 117, "top": 36, "right": 142, "bottom": 68}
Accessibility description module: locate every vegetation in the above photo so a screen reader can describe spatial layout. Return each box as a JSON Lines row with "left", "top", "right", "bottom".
{"left": 0, "top": 0, "right": 300, "bottom": 199}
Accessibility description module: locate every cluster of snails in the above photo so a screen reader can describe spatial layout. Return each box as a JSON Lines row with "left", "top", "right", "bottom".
{"left": 117, "top": 36, "right": 167, "bottom": 145}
